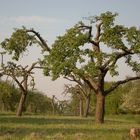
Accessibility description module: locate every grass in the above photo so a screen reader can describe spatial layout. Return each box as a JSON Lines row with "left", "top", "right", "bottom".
{"left": 0, "top": 114, "right": 140, "bottom": 140}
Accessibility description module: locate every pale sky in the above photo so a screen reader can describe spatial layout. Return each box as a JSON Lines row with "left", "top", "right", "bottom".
{"left": 0, "top": 0, "right": 140, "bottom": 99}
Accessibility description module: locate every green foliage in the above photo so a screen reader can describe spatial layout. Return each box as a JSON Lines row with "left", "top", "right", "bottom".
{"left": 87, "top": 11, "right": 118, "bottom": 27}
{"left": 65, "top": 84, "right": 95, "bottom": 116}
{"left": 120, "top": 80, "right": 140, "bottom": 113}
{"left": 95, "top": 11, "right": 118, "bottom": 28}
{"left": 43, "top": 22, "right": 89, "bottom": 80}
{"left": 0, "top": 27, "right": 46, "bottom": 116}
{"left": 26, "top": 90, "right": 52, "bottom": 114}
{"left": 105, "top": 87, "right": 123, "bottom": 115}
{"left": 125, "top": 56, "right": 140, "bottom": 73}
{"left": 0, "top": 80, "right": 53, "bottom": 114}
{"left": 1, "top": 27, "right": 36, "bottom": 60}
{"left": 2, "top": 62, "right": 26, "bottom": 77}
{"left": 0, "top": 80, "right": 20, "bottom": 111}
{"left": 67, "top": 81, "right": 139, "bottom": 116}
{"left": 101, "top": 25, "right": 126, "bottom": 50}
{"left": 104, "top": 80, "right": 140, "bottom": 114}
{"left": 126, "top": 27, "right": 140, "bottom": 50}
{"left": 69, "top": 91, "right": 82, "bottom": 116}
{"left": 43, "top": 11, "right": 140, "bottom": 83}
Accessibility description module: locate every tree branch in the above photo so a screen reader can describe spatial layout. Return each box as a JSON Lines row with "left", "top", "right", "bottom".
{"left": 27, "top": 62, "right": 39, "bottom": 73}
{"left": 34, "top": 66, "right": 44, "bottom": 69}
{"left": 11, "top": 76, "right": 26, "bottom": 93}
{"left": 95, "top": 22, "right": 103, "bottom": 41}
{"left": 103, "top": 50, "right": 134, "bottom": 71}
{"left": 64, "top": 74, "right": 83, "bottom": 86}
{"left": 83, "top": 76, "right": 98, "bottom": 93}
{"left": 76, "top": 85, "right": 87, "bottom": 99}
{"left": 105, "top": 76, "right": 140, "bottom": 95}
{"left": 27, "top": 29, "right": 51, "bottom": 52}
{"left": 91, "top": 22, "right": 102, "bottom": 53}
{"left": 78, "top": 25, "right": 98, "bottom": 46}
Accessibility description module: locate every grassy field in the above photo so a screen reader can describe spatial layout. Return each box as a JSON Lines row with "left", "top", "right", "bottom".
{"left": 0, "top": 114, "right": 140, "bottom": 140}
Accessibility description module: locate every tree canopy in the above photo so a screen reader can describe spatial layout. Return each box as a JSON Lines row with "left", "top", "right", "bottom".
{"left": 44, "top": 12, "right": 140, "bottom": 88}
{"left": 42, "top": 11, "right": 140, "bottom": 123}
{"left": 1, "top": 11, "right": 140, "bottom": 123}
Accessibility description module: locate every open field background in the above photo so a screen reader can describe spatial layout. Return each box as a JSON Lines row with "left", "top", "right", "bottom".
{"left": 0, "top": 114, "right": 140, "bottom": 140}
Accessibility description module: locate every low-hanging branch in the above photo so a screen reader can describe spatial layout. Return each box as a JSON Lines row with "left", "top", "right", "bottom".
{"left": 103, "top": 50, "right": 135, "bottom": 70}
{"left": 105, "top": 76, "right": 140, "bottom": 95}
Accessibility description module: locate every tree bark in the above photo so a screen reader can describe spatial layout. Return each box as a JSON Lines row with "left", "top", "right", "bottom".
{"left": 1, "top": 99, "right": 5, "bottom": 112}
{"left": 51, "top": 95, "right": 55, "bottom": 115}
{"left": 84, "top": 95, "right": 90, "bottom": 117}
{"left": 95, "top": 92, "right": 105, "bottom": 123}
{"left": 16, "top": 92, "right": 27, "bottom": 117}
{"left": 79, "top": 99, "right": 84, "bottom": 117}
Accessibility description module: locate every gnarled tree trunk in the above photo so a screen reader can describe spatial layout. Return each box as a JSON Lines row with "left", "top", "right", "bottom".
{"left": 95, "top": 92, "right": 105, "bottom": 123}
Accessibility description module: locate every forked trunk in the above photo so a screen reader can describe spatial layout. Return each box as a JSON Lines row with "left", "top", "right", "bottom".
{"left": 16, "top": 93, "right": 27, "bottom": 117}
{"left": 95, "top": 92, "right": 105, "bottom": 124}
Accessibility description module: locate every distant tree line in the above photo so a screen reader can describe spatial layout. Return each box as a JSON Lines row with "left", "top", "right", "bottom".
{"left": 0, "top": 79, "right": 140, "bottom": 116}
{"left": 66, "top": 80, "right": 140, "bottom": 116}
{"left": 0, "top": 80, "right": 59, "bottom": 115}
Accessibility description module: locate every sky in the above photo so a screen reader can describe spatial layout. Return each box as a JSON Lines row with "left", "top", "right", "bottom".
{"left": 0, "top": 0, "right": 140, "bottom": 100}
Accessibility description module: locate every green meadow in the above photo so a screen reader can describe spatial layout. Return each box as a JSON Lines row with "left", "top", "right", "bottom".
{"left": 0, "top": 114, "right": 140, "bottom": 140}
